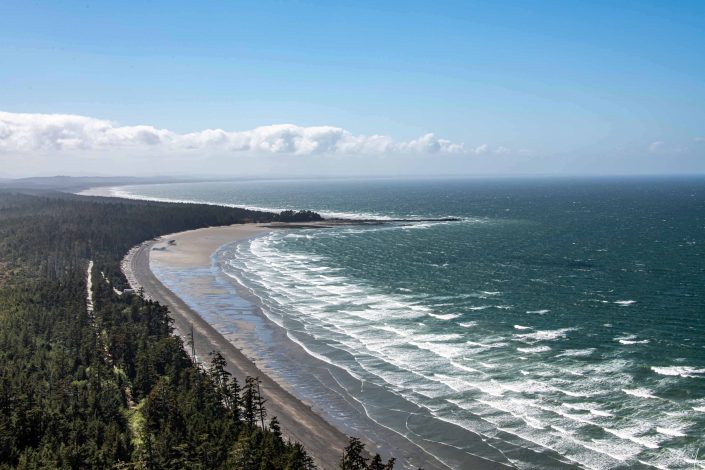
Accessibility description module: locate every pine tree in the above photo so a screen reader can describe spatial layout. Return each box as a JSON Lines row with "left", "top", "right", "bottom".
{"left": 209, "top": 350, "right": 232, "bottom": 406}
{"left": 227, "top": 375, "right": 242, "bottom": 422}
{"left": 368, "top": 454, "right": 396, "bottom": 470}
{"left": 368, "top": 454, "right": 385, "bottom": 470}
{"left": 242, "top": 376, "right": 257, "bottom": 428}
{"left": 285, "top": 442, "right": 316, "bottom": 470}
{"left": 269, "top": 416, "right": 283, "bottom": 445}
{"left": 340, "top": 437, "right": 368, "bottom": 470}
{"left": 254, "top": 376, "right": 267, "bottom": 429}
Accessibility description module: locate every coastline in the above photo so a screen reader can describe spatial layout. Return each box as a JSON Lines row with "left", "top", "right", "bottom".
{"left": 102, "top": 183, "right": 517, "bottom": 470}
{"left": 123, "top": 224, "right": 351, "bottom": 470}
{"left": 124, "top": 223, "right": 509, "bottom": 470}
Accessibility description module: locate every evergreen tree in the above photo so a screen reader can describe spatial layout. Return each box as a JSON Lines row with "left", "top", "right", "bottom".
{"left": 0, "top": 192, "right": 396, "bottom": 470}
{"left": 242, "top": 377, "right": 258, "bottom": 428}
{"left": 285, "top": 442, "right": 316, "bottom": 470}
{"left": 340, "top": 437, "right": 368, "bottom": 470}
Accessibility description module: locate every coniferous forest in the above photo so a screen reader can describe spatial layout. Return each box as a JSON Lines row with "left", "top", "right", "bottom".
{"left": 0, "top": 191, "right": 397, "bottom": 469}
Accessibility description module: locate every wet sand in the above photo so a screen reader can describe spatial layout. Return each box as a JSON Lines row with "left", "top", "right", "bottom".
{"left": 124, "top": 224, "right": 351, "bottom": 469}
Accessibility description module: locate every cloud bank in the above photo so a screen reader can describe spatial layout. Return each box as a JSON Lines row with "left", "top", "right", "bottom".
{"left": 0, "top": 111, "right": 497, "bottom": 157}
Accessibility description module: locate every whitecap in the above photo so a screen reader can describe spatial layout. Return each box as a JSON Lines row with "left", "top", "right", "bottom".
{"left": 517, "top": 345, "right": 551, "bottom": 353}
{"left": 449, "top": 361, "right": 481, "bottom": 374}
{"left": 656, "top": 427, "right": 686, "bottom": 437}
{"left": 514, "top": 327, "right": 576, "bottom": 343}
{"left": 614, "top": 300, "right": 637, "bottom": 306}
{"left": 562, "top": 402, "right": 612, "bottom": 416}
{"left": 553, "top": 386, "right": 590, "bottom": 398}
{"left": 615, "top": 334, "right": 650, "bottom": 345}
{"left": 614, "top": 335, "right": 649, "bottom": 345}
{"left": 414, "top": 333, "right": 464, "bottom": 342}
{"left": 427, "top": 312, "right": 461, "bottom": 320}
{"left": 604, "top": 427, "right": 660, "bottom": 449}
{"left": 651, "top": 366, "right": 705, "bottom": 378}
{"left": 556, "top": 348, "right": 595, "bottom": 358}
{"left": 411, "top": 341, "right": 466, "bottom": 359}
{"left": 623, "top": 388, "right": 658, "bottom": 399}
{"left": 619, "top": 339, "right": 650, "bottom": 345}
{"left": 526, "top": 309, "right": 551, "bottom": 314}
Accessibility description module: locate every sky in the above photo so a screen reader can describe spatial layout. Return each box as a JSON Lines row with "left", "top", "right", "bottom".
{"left": 0, "top": 0, "right": 704, "bottom": 178}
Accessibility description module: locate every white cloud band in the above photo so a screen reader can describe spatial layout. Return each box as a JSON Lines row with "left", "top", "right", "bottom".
{"left": 0, "top": 111, "right": 498, "bottom": 156}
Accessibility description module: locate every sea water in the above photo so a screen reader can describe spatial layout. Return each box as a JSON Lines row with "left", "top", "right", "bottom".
{"left": 105, "top": 177, "right": 705, "bottom": 469}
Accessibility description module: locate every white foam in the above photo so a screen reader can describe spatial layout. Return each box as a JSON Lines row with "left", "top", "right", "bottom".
{"left": 656, "top": 427, "right": 686, "bottom": 437}
{"left": 513, "top": 327, "right": 576, "bottom": 343}
{"left": 526, "top": 309, "right": 551, "bottom": 314}
{"left": 623, "top": 388, "right": 658, "bottom": 399}
{"left": 517, "top": 345, "right": 551, "bottom": 353}
{"left": 614, "top": 300, "right": 637, "bottom": 306}
{"left": 449, "top": 361, "right": 481, "bottom": 374}
{"left": 556, "top": 348, "right": 596, "bottom": 358}
{"left": 411, "top": 341, "right": 466, "bottom": 359}
{"left": 562, "top": 402, "right": 613, "bottom": 417}
{"left": 619, "top": 339, "right": 650, "bottom": 345}
{"left": 427, "top": 312, "right": 461, "bottom": 320}
{"left": 615, "top": 334, "right": 650, "bottom": 345}
{"left": 604, "top": 427, "right": 660, "bottom": 449}
{"left": 651, "top": 366, "right": 705, "bottom": 378}
{"left": 458, "top": 321, "right": 478, "bottom": 328}
{"left": 553, "top": 386, "right": 591, "bottom": 398}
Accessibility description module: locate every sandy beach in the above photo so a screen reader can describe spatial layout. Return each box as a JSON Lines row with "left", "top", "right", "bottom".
{"left": 124, "top": 222, "right": 510, "bottom": 470}
{"left": 123, "top": 223, "right": 351, "bottom": 470}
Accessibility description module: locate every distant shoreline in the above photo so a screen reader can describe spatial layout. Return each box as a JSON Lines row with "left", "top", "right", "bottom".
{"left": 78, "top": 184, "right": 464, "bottom": 225}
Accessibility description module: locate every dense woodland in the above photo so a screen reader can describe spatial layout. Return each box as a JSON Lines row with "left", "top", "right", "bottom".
{"left": 0, "top": 191, "right": 396, "bottom": 469}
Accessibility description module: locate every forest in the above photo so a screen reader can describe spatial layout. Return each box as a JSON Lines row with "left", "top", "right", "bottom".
{"left": 0, "top": 191, "right": 397, "bottom": 469}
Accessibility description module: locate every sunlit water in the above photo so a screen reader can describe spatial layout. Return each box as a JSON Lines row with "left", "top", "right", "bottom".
{"left": 103, "top": 177, "right": 705, "bottom": 469}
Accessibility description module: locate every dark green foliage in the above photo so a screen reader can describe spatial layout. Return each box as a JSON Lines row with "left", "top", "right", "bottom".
{"left": 339, "top": 437, "right": 396, "bottom": 470}
{"left": 0, "top": 191, "right": 318, "bottom": 469}
{"left": 275, "top": 210, "right": 324, "bottom": 222}
{"left": 340, "top": 437, "right": 368, "bottom": 470}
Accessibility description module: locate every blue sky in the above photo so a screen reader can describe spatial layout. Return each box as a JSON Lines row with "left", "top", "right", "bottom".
{"left": 0, "top": 0, "right": 704, "bottom": 177}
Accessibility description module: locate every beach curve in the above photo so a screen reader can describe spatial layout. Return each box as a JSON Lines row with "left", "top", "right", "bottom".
{"left": 123, "top": 223, "right": 351, "bottom": 470}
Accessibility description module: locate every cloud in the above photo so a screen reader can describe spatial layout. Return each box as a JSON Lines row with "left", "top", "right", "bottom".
{"left": 0, "top": 111, "right": 502, "bottom": 157}
{"left": 648, "top": 141, "right": 664, "bottom": 153}
{"left": 647, "top": 140, "right": 696, "bottom": 155}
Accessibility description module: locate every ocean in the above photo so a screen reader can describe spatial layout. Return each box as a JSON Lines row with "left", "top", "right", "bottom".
{"left": 94, "top": 177, "right": 705, "bottom": 469}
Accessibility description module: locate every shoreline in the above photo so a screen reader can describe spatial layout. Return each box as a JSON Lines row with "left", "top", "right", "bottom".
{"left": 123, "top": 224, "right": 352, "bottom": 470}
{"left": 96, "top": 183, "right": 518, "bottom": 470}
{"left": 124, "top": 223, "right": 511, "bottom": 470}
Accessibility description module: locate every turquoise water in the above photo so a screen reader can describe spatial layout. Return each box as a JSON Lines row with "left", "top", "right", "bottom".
{"left": 110, "top": 177, "right": 705, "bottom": 469}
